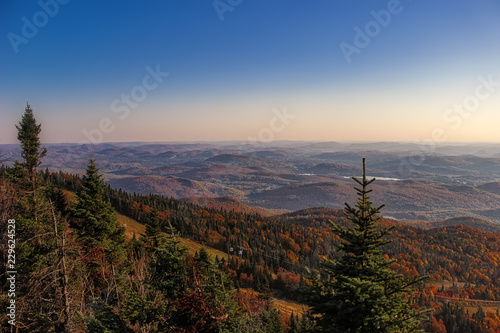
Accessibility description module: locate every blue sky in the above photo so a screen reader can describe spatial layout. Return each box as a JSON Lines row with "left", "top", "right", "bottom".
{"left": 1, "top": 0, "right": 500, "bottom": 144}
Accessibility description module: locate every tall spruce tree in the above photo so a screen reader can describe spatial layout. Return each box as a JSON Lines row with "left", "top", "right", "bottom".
{"left": 149, "top": 225, "right": 188, "bottom": 299}
{"left": 72, "top": 156, "right": 126, "bottom": 263}
{"left": 12, "top": 103, "right": 53, "bottom": 264}
{"left": 14, "top": 102, "right": 47, "bottom": 194}
{"left": 12, "top": 103, "right": 52, "bottom": 257}
{"left": 307, "top": 159, "right": 428, "bottom": 332}
{"left": 145, "top": 207, "right": 162, "bottom": 247}
{"left": 9, "top": 104, "right": 74, "bottom": 331}
{"left": 12, "top": 103, "right": 49, "bottom": 229}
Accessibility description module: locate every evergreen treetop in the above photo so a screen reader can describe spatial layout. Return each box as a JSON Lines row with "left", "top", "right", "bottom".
{"left": 307, "top": 158, "right": 428, "bottom": 333}
{"left": 15, "top": 103, "right": 47, "bottom": 192}
{"left": 10, "top": 103, "right": 72, "bottom": 331}
{"left": 145, "top": 207, "right": 162, "bottom": 247}
{"left": 72, "top": 156, "right": 125, "bottom": 262}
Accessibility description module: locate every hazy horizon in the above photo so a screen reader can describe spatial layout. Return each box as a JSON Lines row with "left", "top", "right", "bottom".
{"left": 5, "top": 139, "right": 500, "bottom": 147}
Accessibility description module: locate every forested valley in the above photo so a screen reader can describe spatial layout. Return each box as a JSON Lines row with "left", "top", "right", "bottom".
{"left": 2, "top": 106, "right": 500, "bottom": 332}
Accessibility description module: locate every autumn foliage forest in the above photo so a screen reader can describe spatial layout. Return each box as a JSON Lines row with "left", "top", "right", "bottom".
{"left": 2, "top": 106, "right": 500, "bottom": 332}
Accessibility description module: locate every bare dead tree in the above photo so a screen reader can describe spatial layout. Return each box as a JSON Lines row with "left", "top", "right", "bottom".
{"left": 50, "top": 201, "right": 71, "bottom": 332}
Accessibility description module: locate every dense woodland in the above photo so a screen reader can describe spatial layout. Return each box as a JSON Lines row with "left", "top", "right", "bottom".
{"left": 2, "top": 105, "right": 500, "bottom": 332}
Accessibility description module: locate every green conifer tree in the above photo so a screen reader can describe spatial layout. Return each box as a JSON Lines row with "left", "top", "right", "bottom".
{"left": 150, "top": 228, "right": 188, "bottom": 299}
{"left": 14, "top": 102, "right": 47, "bottom": 194}
{"left": 260, "top": 309, "right": 285, "bottom": 333}
{"left": 145, "top": 207, "right": 162, "bottom": 247}
{"left": 289, "top": 312, "right": 299, "bottom": 333}
{"left": 72, "top": 156, "right": 126, "bottom": 263}
{"left": 12, "top": 104, "right": 53, "bottom": 267}
{"left": 195, "top": 247, "right": 212, "bottom": 271}
{"left": 307, "top": 158, "right": 428, "bottom": 333}
{"left": 10, "top": 104, "right": 73, "bottom": 331}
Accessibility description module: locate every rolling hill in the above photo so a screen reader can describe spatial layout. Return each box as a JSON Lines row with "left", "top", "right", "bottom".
{"left": 107, "top": 175, "right": 245, "bottom": 199}
{"left": 401, "top": 216, "right": 500, "bottom": 233}
{"left": 249, "top": 179, "right": 500, "bottom": 222}
{"left": 6, "top": 141, "right": 500, "bottom": 224}
{"left": 182, "top": 196, "right": 289, "bottom": 216}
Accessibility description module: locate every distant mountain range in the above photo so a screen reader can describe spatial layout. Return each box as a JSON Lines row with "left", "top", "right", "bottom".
{"left": 249, "top": 179, "right": 500, "bottom": 222}
{"left": 3, "top": 141, "right": 500, "bottom": 224}
{"left": 402, "top": 216, "right": 500, "bottom": 234}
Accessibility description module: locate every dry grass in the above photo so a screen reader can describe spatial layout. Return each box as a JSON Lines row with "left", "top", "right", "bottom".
{"left": 177, "top": 237, "right": 228, "bottom": 259}
{"left": 116, "top": 211, "right": 227, "bottom": 260}
{"left": 61, "top": 188, "right": 77, "bottom": 203}
{"left": 272, "top": 297, "right": 309, "bottom": 317}
{"left": 239, "top": 288, "right": 309, "bottom": 317}
{"left": 430, "top": 280, "right": 469, "bottom": 288}
{"left": 464, "top": 306, "right": 499, "bottom": 314}
{"left": 117, "top": 213, "right": 145, "bottom": 239}
{"left": 430, "top": 280, "right": 500, "bottom": 314}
